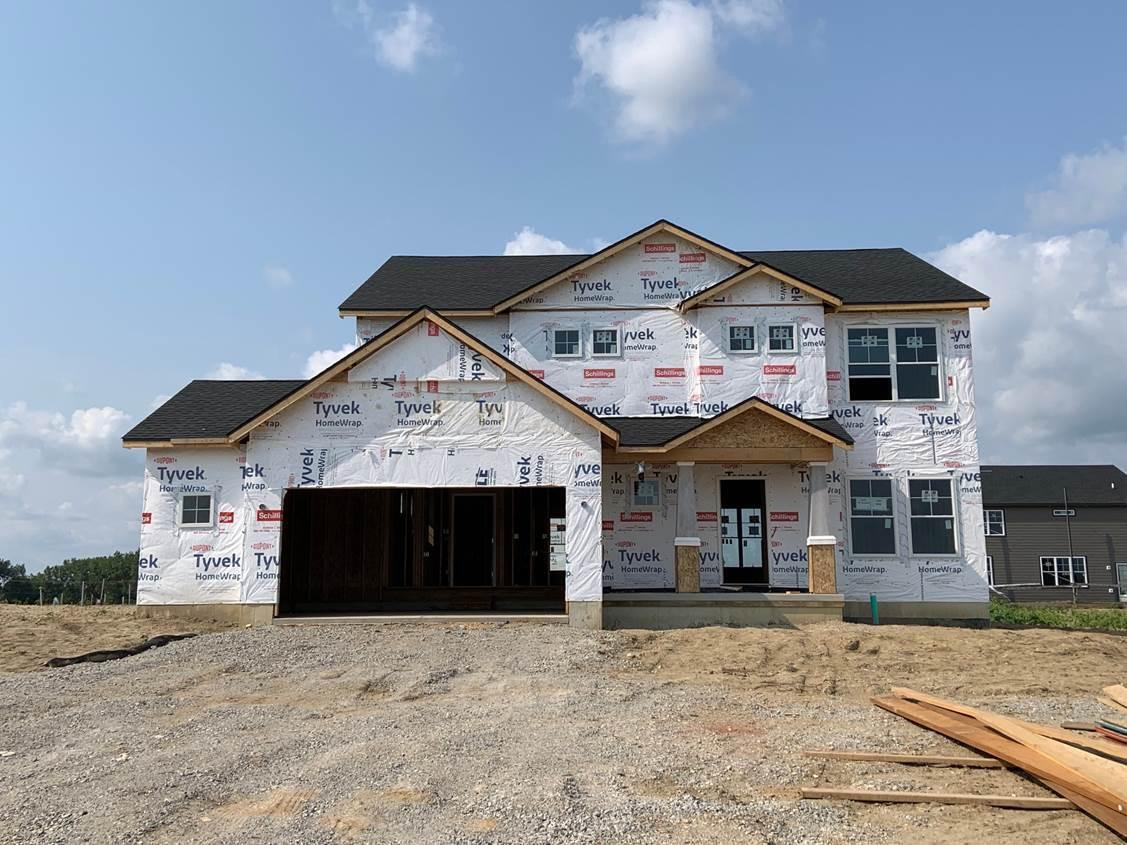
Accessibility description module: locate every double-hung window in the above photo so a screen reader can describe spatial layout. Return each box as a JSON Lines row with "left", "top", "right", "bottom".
{"left": 631, "top": 479, "right": 661, "bottom": 508}
{"left": 848, "top": 478, "right": 896, "bottom": 555}
{"left": 1040, "top": 555, "right": 1087, "bottom": 587}
{"left": 728, "top": 325, "right": 756, "bottom": 353}
{"left": 552, "top": 328, "right": 582, "bottom": 358}
{"left": 767, "top": 323, "right": 797, "bottom": 354}
{"left": 179, "top": 493, "right": 214, "bottom": 527}
{"left": 908, "top": 478, "right": 957, "bottom": 555}
{"left": 983, "top": 509, "right": 1005, "bottom": 536}
{"left": 591, "top": 328, "right": 620, "bottom": 357}
{"left": 847, "top": 326, "right": 941, "bottom": 401}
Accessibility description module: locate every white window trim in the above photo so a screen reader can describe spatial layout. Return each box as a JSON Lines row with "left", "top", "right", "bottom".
{"left": 551, "top": 328, "right": 583, "bottom": 359}
{"left": 907, "top": 475, "right": 960, "bottom": 558}
{"left": 726, "top": 324, "right": 757, "bottom": 354}
{"left": 766, "top": 322, "right": 798, "bottom": 355}
{"left": 1039, "top": 555, "right": 1088, "bottom": 587}
{"left": 846, "top": 323, "right": 945, "bottom": 404}
{"left": 177, "top": 492, "right": 215, "bottom": 528}
{"left": 846, "top": 475, "right": 899, "bottom": 558}
{"left": 590, "top": 326, "right": 621, "bottom": 358}
{"left": 984, "top": 508, "right": 1006, "bottom": 536}
{"left": 630, "top": 478, "right": 662, "bottom": 509}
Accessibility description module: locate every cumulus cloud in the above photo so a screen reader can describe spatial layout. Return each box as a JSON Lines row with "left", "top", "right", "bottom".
{"left": 206, "top": 362, "right": 265, "bottom": 380}
{"left": 303, "top": 342, "right": 359, "bottom": 378}
{"left": 573, "top": 0, "right": 784, "bottom": 145}
{"left": 0, "top": 402, "right": 135, "bottom": 479}
{"left": 929, "top": 228, "right": 1127, "bottom": 467}
{"left": 1026, "top": 138, "right": 1127, "bottom": 228}
{"left": 503, "top": 226, "right": 582, "bottom": 256}
{"left": 336, "top": 0, "right": 438, "bottom": 72}
{"left": 263, "top": 264, "right": 294, "bottom": 288}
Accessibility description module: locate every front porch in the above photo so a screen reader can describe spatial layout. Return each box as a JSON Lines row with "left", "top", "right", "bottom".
{"left": 602, "top": 590, "right": 844, "bottom": 630}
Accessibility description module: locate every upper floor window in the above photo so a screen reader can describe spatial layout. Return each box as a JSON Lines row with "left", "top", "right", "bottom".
{"left": 728, "top": 325, "right": 756, "bottom": 353}
{"left": 848, "top": 478, "right": 896, "bottom": 555}
{"left": 179, "top": 493, "right": 214, "bottom": 527}
{"left": 847, "top": 326, "right": 941, "bottom": 401}
{"left": 591, "top": 328, "right": 620, "bottom": 357}
{"left": 767, "top": 323, "right": 797, "bottom": 354}
{"left": 552, "top": 328, "right": 582, "bottom": 358}
{"left": 1040, "top": 555, "right": 1087, "bottom": 587}
{"left": 984, "top": 509, "right": 1005, "bottom": 536}
{"left": 908, "top": 477, "right": 957, "bottom": 555}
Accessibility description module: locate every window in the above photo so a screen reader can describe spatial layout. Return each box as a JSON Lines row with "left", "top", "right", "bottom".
{"left": 847, "top": 326, "right": 942, "bottom": 401}
{"left": 552, "top": 328, "right": 581, "bottom": 358}
{"left": 631, "top": 479, "right": 661, "bottom": 508}
{"left": 591, "top": 328, "right": 620, "bottom": 357}
{"left": 767, "top": 323, "right": 797, "bottom": 354}
{"left": 848, "top": 478, "right": 896, "bottom": 555}
{"left": 986, "top": 555, "right": 994, "bottom": 587}
{"left": 728, "top": 325, "right": 756, "bottom": 353}
{"left": 984, "top": 509, "right": 1005, "bottom": 536}
{"left": 1040, "top": 556, "right": 1087, "bottom": 587}
{"left": 908, "top": 478, "right": 957, "bottom": 555}
{"left": 1052, "top": 508, "right": 1076, "bottom": 517}
{"left": 179, "top": 493, "right": 213, "bottom": 527}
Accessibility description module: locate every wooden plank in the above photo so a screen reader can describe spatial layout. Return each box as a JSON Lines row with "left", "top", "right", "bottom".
{"left": 800, "top": 787, "right": 1072, "bottom": 810}
{"left": 1103, "top": 685, "right": 1127, "bottom": 711}
{"left": 1061, "top": 722, "right": 1098, "bottom": 732}
{"left": 804, "top": 750, "right": 1007, "bottom": 768}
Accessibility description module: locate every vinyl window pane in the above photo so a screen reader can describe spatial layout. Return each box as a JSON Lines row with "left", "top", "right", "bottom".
{"left": 847, "top": 328, "right": 890, "bottom": 364}
{"left": 911, "top": 516, "right": 956, "bottom": 555}
{"left": 768, "top": 324, "right": 795, "bottom": 352}
{"left": 849, "top": 479, "right": 895, "bottom": 555}
{"left": 896, "top": 363, "right": 941, "bottom": 399}
{"left": 553, "top": 330, "right": 580, "bottom": 356}
{"left": 729, "top": 325, "right": 755, "bottom": 352}
{"left": 592, "top": 329, "right": 618, "bottom": 355}
{"left": 894, "top": 327, "right": 938, "bottom": 363}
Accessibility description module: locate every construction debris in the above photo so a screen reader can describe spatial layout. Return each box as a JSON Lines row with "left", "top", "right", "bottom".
{"left": 800, "top": 788, "right": 1073, "bottom": 810}
{"left": 803, "top": 750, "right": 1007, "bottom": 768}
{"left": 1104, "top": 685, "right": 1127, "bottom": 712}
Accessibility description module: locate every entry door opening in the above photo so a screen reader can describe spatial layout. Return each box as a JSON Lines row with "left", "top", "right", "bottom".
{"left": 451, "top": 493, "right": 494, "bottom": 586}
{"left": 720, "top": 479, "right": 768, "bottom": 586}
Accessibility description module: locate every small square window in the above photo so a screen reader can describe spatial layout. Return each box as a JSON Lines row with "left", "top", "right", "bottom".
{"left": 728, "top": 325, "right": 756, "bottom": 353}
{"left": 179, "top": 493, "right": 213, "bottom": 527}
{"left": 631, "top": 479, "right": 661, "bottom": 508}
{"left": 552, "top": 329, "right": 582, "bottom": 358}
{"left": 767, "top": 323, "right": 796, "bottom": 354}
{"left": 591, "top": 328, "right": 620, "bottom": 357}
{"left": 984, "top": 509, "right": 1005, "bottom": 536}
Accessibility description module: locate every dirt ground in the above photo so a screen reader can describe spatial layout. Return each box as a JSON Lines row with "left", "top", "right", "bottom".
{"left": 0, "top": 605, "right": 232, "bottom": 672}
{"left": 0, "top": 615, "right": 1124, "bottom": 844}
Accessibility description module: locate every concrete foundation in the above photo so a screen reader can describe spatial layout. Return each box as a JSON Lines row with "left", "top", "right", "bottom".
{"left": 567, "top": 600, "right": 604, "bottom": 630}
{"left": 136, "top": 603, "right": 275, "bottom": 626}
{"left": 843, "top": 600, "right": 990, "bottom": 625}
{"left": 603, "top": 592, "right": 843, "bottom": 630}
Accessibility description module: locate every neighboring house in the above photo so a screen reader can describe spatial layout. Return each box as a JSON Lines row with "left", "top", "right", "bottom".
{"left": 981, "top": 465, "right": 1127, "bottom": 605}
{"left": 122, "top": 220, "right": 992, "bottom": 628}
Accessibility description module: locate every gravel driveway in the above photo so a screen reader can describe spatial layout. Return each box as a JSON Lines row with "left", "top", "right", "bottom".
{"left": 0, "top": 621, "right": 1120, "bottom": 844}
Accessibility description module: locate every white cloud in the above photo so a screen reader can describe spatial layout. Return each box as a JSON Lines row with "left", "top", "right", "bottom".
{"left": 573, "top": 0, "right": 784, "bottom": 145}
{"left": 503, "top": 226, "right": 581, "bottom": 256}
{"left": 929, "top": 228, "right": 1127, "bottom": 467}
{"left": 263, "top": 264, "right": 294, "bottom": 288}
{"left": 336, "top": 0, "right": 438, "bottom": 73}
{"left": 207, "top": 362, "right": 265, "bottom": 380}
{"left": 1026, "top": 138, "right": 1127, "bottom": 228}
{"left": 303, "top": 341, "right": 359, "bottom": 378}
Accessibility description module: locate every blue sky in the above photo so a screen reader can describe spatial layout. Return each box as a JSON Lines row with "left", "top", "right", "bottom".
{"left": 3, "top": 0, "right": 1127, "bottom": 568}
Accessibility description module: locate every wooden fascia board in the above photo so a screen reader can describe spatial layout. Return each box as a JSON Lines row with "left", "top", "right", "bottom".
{"left": 122, "top": 438, "right": 233, "bottom": 449}
{"left": 833, "top": 300, "right": 990, "bottom": 312}
{"left": 339, "top": 309, "right": 496, "bottom": 318}
{"left": 679, "top": 264, "right": 842, "bottom": 310}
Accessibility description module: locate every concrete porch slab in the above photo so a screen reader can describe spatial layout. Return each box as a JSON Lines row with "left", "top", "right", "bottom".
{"left": 602, "top": 591, "right": 844, "bottom": 630}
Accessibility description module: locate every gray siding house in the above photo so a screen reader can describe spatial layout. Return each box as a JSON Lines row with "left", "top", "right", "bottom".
{"left": 981, "top": 465, "right": 1127, "bottom": 604}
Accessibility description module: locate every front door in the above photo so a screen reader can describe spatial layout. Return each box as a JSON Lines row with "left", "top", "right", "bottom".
{"left": 450, "top": 493, "right": 495, "bottom": 586}
{"left": 720, "top": 479, "right": 768, "bottom": 586}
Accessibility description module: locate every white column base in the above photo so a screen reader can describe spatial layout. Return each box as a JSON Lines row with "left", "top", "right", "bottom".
{"left": 674, "top": 537, "right": 702, "bottom": 547}
{"left": 807, "top": 535, "right": 837, "bottom": 546}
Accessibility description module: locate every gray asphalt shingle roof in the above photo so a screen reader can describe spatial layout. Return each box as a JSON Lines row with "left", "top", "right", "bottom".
{"left": 604, "top": 414, "right": 853, "bottom": 448}
{"left": 981, "top": 465, "right": 1127, "bottom": 507}
{"left": 339, "top": 248, "right": 988, "bottom": 312}
{"left": 122, "top": 380, "right": 305, "bottom": 442}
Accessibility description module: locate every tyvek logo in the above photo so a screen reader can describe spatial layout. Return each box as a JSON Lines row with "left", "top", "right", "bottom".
{"left": 573, "top": 463, "right": 601, "bottom": 489}
{"left": 395, "top": 399, "right": 443, "bottom": 428}
{"left": 138, "top": 554, "right": 160, "bottom": 582}
{"left": 641, "top": 277, "right": 681, "bottom": 301}
{"left": 776, "top": 401, "right": 803, "bottom": 415}
{"left": 515, "top": 455, "right": 545, "bottom": 486}
{"left": 919, "top": 411, "right": 960, "bottom": 436}
{"left": 254, "top": 551, "right": 279, "bottom": 580}
{"left": 800, "top": 325, "right": 826, "bottom": 348}
{"left": 618, "top": 548, "right": 662, "bottom": 571}
{"left": 195, "top": 552, "right": 240, "bottom": 581}
{"left": 959, "top": 470, "right": 981, "bottom": 494}
{"left": 241, "top": 462, "right": 266, "bottom": 491}
{"left": 649, "top": 400, "right": 729, "bottom": 416}
{"left": 771, "top": 548, "right": 808, "bottom": 565}
{"left": 622, "top": 328, "right": 656, "bottom": 352}
{"left": 314, "top": 399, "right": 362, "bottom": 429}
{"left": 300, "top": 448, "right": 330, "bottom": 487}
{"left": 458, "top": 346, "right": 488, "bottom": 381}
{"left": 157, "top": 465, "right": 207, "bottom": 492}
{"left": 949, "top": 327, "right": 972, "bottom": 351}
{"left": 476, "top": 398, "right": 504, "bottom": 427}
{"left": 583, "top": 401, "right": 621, "bottom": 416}
{"left": 571, "top": 278, "right": 613, "bottom": 304}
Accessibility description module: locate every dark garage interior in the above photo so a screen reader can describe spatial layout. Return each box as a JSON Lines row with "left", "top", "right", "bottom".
{"left": 277, "top": 487, "right": 566, "bottom": 615}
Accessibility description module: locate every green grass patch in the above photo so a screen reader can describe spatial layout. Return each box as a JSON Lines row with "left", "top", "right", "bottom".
{"left": 990, "top": 599, "right": 1127, "bottom": 631}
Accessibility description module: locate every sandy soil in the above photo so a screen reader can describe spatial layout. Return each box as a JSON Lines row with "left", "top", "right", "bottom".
{"left": 0, "top": 605, "right": 233, "bottom": 673}
{"left": 0, "top": 618, "right": 1123, "bottom": 844}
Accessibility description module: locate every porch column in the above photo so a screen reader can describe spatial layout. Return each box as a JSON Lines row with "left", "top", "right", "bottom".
{"left": 674, "top": 461, "right": 701, "bottom": 593}
{"left": 806, "top": 461, "right": 838, "bottom": 594}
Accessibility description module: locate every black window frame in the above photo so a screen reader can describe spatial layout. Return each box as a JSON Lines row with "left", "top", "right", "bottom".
{"left": 848, "top": 477, "right": 897, "bottom": 556}
{"left": 846, "top": 325, "right": 943, "bottom": 402}
{"left": 179, "top": 493, "right": 214, "bottom": 527}
{"left": 907, "top": 477, "right": 958, "bottom": 556}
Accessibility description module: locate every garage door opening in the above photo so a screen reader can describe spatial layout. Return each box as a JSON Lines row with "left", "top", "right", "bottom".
{"left": 277, "top": 487, "right": 566, "bottom": 615}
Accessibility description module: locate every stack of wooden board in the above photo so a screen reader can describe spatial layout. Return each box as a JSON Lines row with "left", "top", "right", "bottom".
{"left": 871, "top": 688, "right": 1127, "bottom": 837}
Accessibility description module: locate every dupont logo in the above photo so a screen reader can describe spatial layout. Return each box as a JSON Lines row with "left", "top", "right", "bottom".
{"left": 528, "top": 369, "right": 545, "bottom": 379}
{"left": 190, "top": 543, "right": 213, "bottom": 553}
{"left": 826, "top": 370, "right": 842, "bottom": 381}
{"left": 619, "top": 512, "right": 653, "bottom": 523}
{"left": 644, "top": 242, "right": 676, "bottom": 253}
{"left": 426, "top": 320, "right": 439, "bottom": 336}
{"left": 153, "top": 456, "right": 176, "bottom": 465}
{"left": 696, "top": 511, "right": 718, "bottom": 522}
{"left": 764, "top": 364, "right": 797, "bottom": 376}
{"left": 251, "top": 541, "right": 273, "bottom": 550}
{"left": 584, "top": 368, "right": 615, "bottom": 379}
{"left": 654, "top": 367, "right": 685, "bottom": 378}
{"left": 256, "top": 508, "right": 283, "bottom": 522}
{"left": 770, "top": 511, "right": 800, "bottom": 522}
{"left": 218, "top": 512, "right": 234, "bottom": 524}
{"left": 310, "top": 391, "right": 333, "bottom": 400}
{"left": 698, "top": 365, "right": 724, "bottom": 376}
{"left": 602, "top": 520, "right": 614, "bottom": 531}
{"left": 140, "top": 512, "right": 152, "bottom": 524}
{"left": 679, "top": 252, "right": 706, "bottom": 263}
